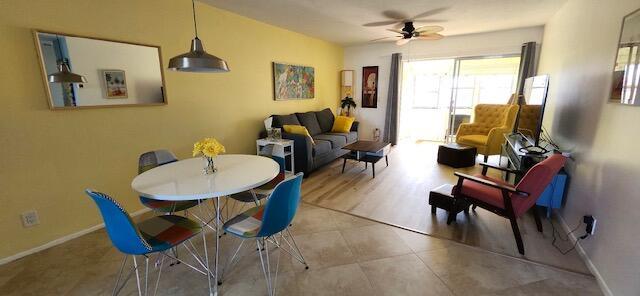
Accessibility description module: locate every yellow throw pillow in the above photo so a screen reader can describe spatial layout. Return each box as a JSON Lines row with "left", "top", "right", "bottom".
{"left": 331, "top": 116, "right": 355, "bottom": 133}
{"left": 282, "top": 125, "right": 315, "bottom": 145}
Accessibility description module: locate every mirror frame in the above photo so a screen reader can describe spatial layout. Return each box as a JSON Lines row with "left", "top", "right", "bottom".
{"left": 609, "top": 8, "right": 640, "bottom": 105}
{"left": 33, "top": 29, "right": 168, "bottom": 110}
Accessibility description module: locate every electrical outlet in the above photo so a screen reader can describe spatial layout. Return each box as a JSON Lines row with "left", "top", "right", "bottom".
{"left": 21, "top": 210, "right": 40, "bottom": 227}
{"left": 584, "top": 215, "right": 596, "bottom": 235}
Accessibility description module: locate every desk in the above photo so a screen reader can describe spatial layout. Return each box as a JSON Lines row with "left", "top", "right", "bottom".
{"left": 131, "top": 154, "right": 279, "bottom": 295}
{"left": 502, "top": 133, "right": 552, "bottom": 176}
{"left": 502, "top": 134, "right": 568, "bottom": 217}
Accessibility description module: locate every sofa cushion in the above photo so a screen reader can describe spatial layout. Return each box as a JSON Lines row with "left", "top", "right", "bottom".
{"left": 295, "top": 112, "right": 322, "bottom": 136}
{"left": 313, "top": 139, "right": 332, "bottom": 156}
{"left": 315, "top": 108, "right": 335, "bottom": 133}
{"left": 283, "top": 125, "right": 314, "bottom": 145}
{"left": 313, "top": 134, "right": 347, "bottom": 149}
{"left": 326, "top": 131, "right": 358, "bottom": 144}
{"left": 457, "top": 135, "right": 488, "bottom": 147}
{"left": 331, "top": 116, "right": 356, "bottom": 133}
{"left": 272, "top": 114, "right": 300, "bottom": 128}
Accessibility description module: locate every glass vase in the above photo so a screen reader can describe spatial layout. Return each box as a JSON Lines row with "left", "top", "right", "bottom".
{"left": 203, "top": 156, "right": 217, "bottom": 175}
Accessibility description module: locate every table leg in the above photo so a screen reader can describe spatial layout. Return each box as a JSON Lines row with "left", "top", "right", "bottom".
{"left": 372, "top": 162, "right": 376, "bottom": 178}
{"left": 341, "top": 158, "right": 347, "bottom": 173}
{"left": 385, "top": 155, "right": 389, "bottom": 166}
{"left": 198, "top": 199, "right": 214, "bottom": 296}
{"left": 215, "top": 198, "right": 221, "bottom": 291}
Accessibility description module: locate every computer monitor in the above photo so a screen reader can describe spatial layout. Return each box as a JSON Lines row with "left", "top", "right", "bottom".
{"left": 517, "top": 75, "right": 549, "bottom": 147}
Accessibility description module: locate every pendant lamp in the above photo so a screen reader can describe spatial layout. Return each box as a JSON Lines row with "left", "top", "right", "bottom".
{"left": 168, "top": 0, "right": 229, "bottom": 72}
{"left": 48, "top": 35, "right": 87, "bottom": 83}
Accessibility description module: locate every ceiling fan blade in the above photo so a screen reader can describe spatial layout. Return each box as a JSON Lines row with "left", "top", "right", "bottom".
{"left": 387, "top": 28, "right": 407, "bottom": 34}
{"left": 411, "top": 7, "right": 449, "bottom": 19}
{"left": 413, "top": 18, "right": 447, "bottom": 23}
{"left": 396, "top": 38, "right": 412, "bottom": 46}
{"left": 363, "top": 20, "right": 401, "bottom": 27}
{"left": 382, "top": 10, "right": 409, "bottom": 20}
{"left": 369, "top": 36, "right": 394, "bottom": 42}
{"left": 415, "top": 25, "right": 444, "bottom": 34}
{"left": 416, "top": 33, "right": 444, "bottom": 40}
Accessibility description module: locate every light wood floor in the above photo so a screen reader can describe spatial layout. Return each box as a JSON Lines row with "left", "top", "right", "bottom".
{"left": 302, "top": 140, "right": 590, "bottom": 274}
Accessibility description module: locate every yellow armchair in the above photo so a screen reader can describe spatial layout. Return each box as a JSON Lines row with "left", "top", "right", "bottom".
{"left": 455, "top": 104, "right": 519, "bottom": 160}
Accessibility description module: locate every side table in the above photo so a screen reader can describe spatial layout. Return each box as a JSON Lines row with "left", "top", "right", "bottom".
{"left": 256, "top": 138, "right": 294, "bottom": 175}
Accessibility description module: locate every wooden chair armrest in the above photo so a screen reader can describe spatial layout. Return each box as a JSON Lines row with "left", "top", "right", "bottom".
{"left": 478, "top": 162, "right": 523, "bottom": 175}
{"left": 454, "top": 172, "right": 529, "bottom": 196}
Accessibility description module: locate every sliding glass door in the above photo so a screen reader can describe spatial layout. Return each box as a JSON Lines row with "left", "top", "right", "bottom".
{"left": 400, "top": 55, "right": 521, "bottom": 142}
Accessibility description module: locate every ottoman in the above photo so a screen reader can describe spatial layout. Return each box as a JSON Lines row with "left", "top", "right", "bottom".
{"left": 428, "top": 184, "right": 470, "bottom": 223}
{"left": 437, "top": 143, "right": 477, "bottom": 168}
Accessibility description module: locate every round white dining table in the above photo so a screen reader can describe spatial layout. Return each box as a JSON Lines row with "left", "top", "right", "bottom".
{"left": 131, "top": 154, "right": 279, "bottom": 296}
{"left": 131, "top": 154, "right": 279, "bottom": 201}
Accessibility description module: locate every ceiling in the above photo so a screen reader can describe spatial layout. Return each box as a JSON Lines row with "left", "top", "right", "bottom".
{"left": 202, "top": 0, "right": 566, "bottom": 46}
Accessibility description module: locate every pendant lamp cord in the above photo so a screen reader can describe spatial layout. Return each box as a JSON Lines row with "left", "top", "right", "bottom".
{"left": 191, "top": 0, "right": 199, "bottom": 38}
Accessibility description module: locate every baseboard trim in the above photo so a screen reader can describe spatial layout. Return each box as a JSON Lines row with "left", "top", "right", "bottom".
{"left": 0, "top": 208, "right": 150, "bottom": 266}
{"left": 556, "top": 213, "right": 613, "bottom": 296}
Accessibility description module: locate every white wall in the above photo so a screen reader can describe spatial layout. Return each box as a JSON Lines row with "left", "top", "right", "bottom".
{"left": 343, "top": 26, "right": 544, "bottom": 140}
{"left": 66, "top": 36, "right": 163, "bottom": 106}
{"left": 538, "top": 1, "right": 640, "bottom": 295}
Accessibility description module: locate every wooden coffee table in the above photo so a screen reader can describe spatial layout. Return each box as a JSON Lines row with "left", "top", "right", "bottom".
{"left": 341, "top": 140, "right": 391, "bottom": 178}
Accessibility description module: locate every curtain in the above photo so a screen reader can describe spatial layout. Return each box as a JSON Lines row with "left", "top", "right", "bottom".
{"left": 515, "top": 42, "right": 537, "bottom": 97}
{"left": 512, "top": 42, "right": 537, "bottom": 132}
{"left": 383, "top": 53, "right": 401, "bottom": 145}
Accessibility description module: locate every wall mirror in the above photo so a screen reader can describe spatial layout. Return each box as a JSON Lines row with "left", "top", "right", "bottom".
{"left": 610, "top": 8, "right": 640, "bottom": 105}
{"left": 34, "top": 30, "right": 167, "bottom": 109}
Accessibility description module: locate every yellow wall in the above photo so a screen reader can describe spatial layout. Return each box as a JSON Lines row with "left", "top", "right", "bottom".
{"left": 0, "top": 0, "right": 343, "bottom": 259}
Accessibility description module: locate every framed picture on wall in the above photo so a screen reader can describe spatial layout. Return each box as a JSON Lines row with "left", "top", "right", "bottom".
{"left": 362, "top": 66, "right": 378, "bottom": 108}
{"left": 102, "top": 70, "right": 128, "bottom": 99}
{"left": 272, "top": 62, "right": 315, "bottom": 100}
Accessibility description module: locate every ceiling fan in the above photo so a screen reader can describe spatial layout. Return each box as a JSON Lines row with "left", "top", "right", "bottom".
{"left": 364, "top": 8, "right": 447, "bottom": 46}
{"left": 371, "top": 21, "right": 444, "bottom": 46}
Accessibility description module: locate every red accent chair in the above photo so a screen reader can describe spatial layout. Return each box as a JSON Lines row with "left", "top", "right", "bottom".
{"left": 450, "top": 154, "right": 566, "bottom": 255}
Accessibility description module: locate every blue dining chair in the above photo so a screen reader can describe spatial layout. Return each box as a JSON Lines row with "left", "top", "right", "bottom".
{"left": 221, "top": 173, "right": 308, "bottom": 296}
{"left": 85, "top": 189, "right": 214, "bottom": 296}
{"left": 138, "top": 150, "right": 199, "bottom": 214}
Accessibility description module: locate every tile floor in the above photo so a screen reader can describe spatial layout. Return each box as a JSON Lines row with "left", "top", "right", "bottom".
{"left": 302, "top": 141, "right": 590, "bottom": 273}
{"left": 0, "top": 203, "right": 601, "bottom": 295}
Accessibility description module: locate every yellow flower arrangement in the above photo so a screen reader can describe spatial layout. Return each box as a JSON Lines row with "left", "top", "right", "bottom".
{"left": 193, "top": 137, "right": 226, "bottom": 158}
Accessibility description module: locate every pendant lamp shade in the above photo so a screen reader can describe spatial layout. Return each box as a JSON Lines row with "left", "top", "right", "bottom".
{"left": 168, "top": 37, "right": 229, "bottom": 72}
{"left": 48, "top": 61, "right": 87, "bottom": 83}
{"left": 168, "top": 0, "right": 229, "bottom": 73}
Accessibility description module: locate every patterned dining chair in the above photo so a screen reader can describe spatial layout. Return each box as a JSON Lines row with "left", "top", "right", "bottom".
{"left": 225, "top": 144, "right": 286, "bottom": 217}
{"left": 220, "top": 173, "right": 308, "bottom": 296}
{"left": 85, "top": 189, "right": 213, "bottom": 296}
{"left": 138, "top": 150, "right": 199, "bottom": 214}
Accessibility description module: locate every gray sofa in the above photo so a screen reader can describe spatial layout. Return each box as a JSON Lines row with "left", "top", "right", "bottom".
{"left": 268, "top": 108, "right": 358, "bottom": 176}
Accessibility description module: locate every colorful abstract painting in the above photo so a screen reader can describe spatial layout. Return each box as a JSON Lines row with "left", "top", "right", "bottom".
{"left": 273, "top": 62, "right": 315, "bottom": 100}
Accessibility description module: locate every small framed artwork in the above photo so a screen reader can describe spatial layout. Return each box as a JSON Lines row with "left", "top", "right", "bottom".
{"left": 362, "top": 66, "right": 378, "bottom": 108}
{"left": 102, "top": 70, "right": 128, "bottom": 99}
